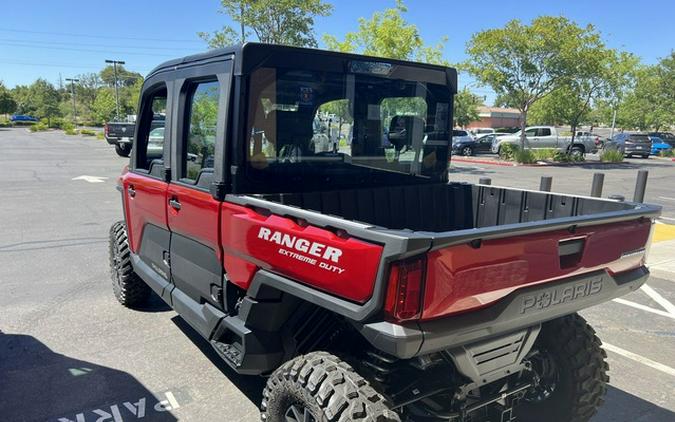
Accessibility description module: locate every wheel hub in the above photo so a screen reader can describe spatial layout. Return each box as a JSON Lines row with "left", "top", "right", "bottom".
{"left": 524, "top": 351, "right": 558, "bottom": 402}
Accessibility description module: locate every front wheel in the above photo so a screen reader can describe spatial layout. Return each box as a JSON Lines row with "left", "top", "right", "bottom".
{"left": 261, "top": 351, "right": 400, "bottom": 422}
{"left": 115, "top": 143, "right": 132, "bottom": 157}
{"left": 461, "top": 146, "right": 474, "bottom": 156}
{"left": 516, "top": 314, "right": 609, "bottom": 422}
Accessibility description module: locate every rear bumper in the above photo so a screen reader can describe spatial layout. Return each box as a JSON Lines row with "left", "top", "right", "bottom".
{"left": 358, "top": 266, "right": 649, "bottom": 359}
{"left": 105, "top": 136, "right": 131, "bottom": 145}
{"left": 624, "top": 146, "right": 650, "bottom": 155}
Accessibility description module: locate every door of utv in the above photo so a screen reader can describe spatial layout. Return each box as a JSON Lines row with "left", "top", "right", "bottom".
{"left": 122, "top": 78, "right": 174, "bottom": 301}
{"left": 167, "top": 60, "right": 232, "bottom": 312}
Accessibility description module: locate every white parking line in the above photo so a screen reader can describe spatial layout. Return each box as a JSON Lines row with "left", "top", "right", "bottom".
{"left": 603, "top": 343, "right": 675, "bottom": 377}
{"left": 612, "top": 298, "right": 675, "bottom": 320}
{"left": 641, "top": 284, "right": 675, "bottom": 315}
{"left": 658, "top": 196, "right": 675, "bottom": 202}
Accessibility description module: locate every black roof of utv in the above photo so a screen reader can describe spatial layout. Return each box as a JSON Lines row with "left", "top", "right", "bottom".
{"left": 147, "top": 43, "right": 457, "bottom": 91}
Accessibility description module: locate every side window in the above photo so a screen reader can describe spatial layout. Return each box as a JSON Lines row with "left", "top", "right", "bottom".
{"left": 524, "top": 128, "right": 537, "bottom": 137}
{"left": 136, "top": 87, "right": 167, "bottom": 171}
{"left": 538, "top": 128, "right": 552, "bottom": 136}
{"left": 182, "top": 81, "right": 220, "bottom": 183}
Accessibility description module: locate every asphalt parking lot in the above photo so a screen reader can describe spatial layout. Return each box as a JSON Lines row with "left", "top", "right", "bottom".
{"left": 1, "top": 127, "right": 674, "bottom": 422}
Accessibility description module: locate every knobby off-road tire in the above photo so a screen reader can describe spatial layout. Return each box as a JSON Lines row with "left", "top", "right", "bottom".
{"left": 516, "top": 313, "right": 609, "bottom": 422}
{"left": 109, "top": 221, "right": 150, "bottom": 307}
{"left": 115, "top": 143, "right": 132, "bottom": 157}
{"left": 261, "top": 351, "right": 400, "bottom": 422}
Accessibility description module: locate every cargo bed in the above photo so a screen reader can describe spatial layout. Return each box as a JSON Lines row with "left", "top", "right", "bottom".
{"left": 256, "top": 182, "right": 659, "bottom": 236}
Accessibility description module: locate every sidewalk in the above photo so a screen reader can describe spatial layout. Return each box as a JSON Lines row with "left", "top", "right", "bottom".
{"left": 648, "top": 223, "right": 675, "bottom": 278}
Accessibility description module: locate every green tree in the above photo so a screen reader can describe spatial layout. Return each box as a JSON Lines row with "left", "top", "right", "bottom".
{"left": 0, "top": 81, "right": 17, "bottom": 116}
{"left": 100, "top": 65, "right": 143, "bottom": 88}
{"left": 465, "top": 16, "right": 605, "bottom": 149}
{"left": 529, "top": 50, "right": 636, "bottom": 139}
{"left": 655, "top": 51, "right": 675, "bottom": 126}
{"left": 454, "top": 88, "right": 481, "bottom": 127}
{"left": 199, "top": 0, "right": 333, "bottom": 48}
{"left": 323, "top": 0, "right": 449, "bottom": 65}
{"left": 28, "top": 79, "right": 61, "bottom": 125}
{"left": 12, "top": 85, "right": 34, "bottom": 115}
{"left": 617, "top": 65, "right": 672, "bottom": 130}
{"left": 123, "top": 78, "right": 144, "bottom": 115}
{"left": 92, "top": 88, "right": 117, "bottom": 124}
{"left": 493, "top": 93, "right": 520, "bottom": 109}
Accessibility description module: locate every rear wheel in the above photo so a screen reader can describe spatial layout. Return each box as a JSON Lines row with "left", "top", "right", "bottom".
{"left": 516, "top": 314, "right": 608, "bottom": 422}
{"left": 115, "top": 143, "right": 132, "bottom": 157}
{"left": 570, "top": 146, "right": 585, "bottom": 158}
{"left": 109, "top": 221, "right": 150, "bottom": 307}
{"left": 261, "top": 351, "right": 400, "bottom": 422}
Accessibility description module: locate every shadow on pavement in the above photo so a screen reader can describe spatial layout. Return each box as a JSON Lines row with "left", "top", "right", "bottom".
{"left": 133, "top": 290, "right": 173, "bottom": 313}
{"left": 171, "top": 316, "right": 266, "bottom": 406}
{"left": 0, "top": 330, "right": 178, "bottom": 422}
{"left": 549, "top": 160, "right": 673, "bottom": 170}
{"left": 594, "top": 385, "right": 675, "bottom": 421}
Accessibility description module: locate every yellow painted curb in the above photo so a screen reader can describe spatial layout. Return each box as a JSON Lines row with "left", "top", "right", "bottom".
{"left": 653, "top": 223, "right": 675, "bottom": 243}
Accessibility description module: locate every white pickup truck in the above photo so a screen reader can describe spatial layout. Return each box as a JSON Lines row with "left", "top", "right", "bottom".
{"left": 492, "top": 126, "right": 598, "bottom": 157}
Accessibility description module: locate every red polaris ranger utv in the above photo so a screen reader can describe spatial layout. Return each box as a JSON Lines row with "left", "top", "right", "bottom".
{"left": 109, "top": 43, "right": 660, "bottom": 421}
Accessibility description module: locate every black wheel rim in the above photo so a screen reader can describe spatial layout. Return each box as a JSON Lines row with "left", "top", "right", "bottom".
{"left": 525, "top": 350, "right": 559, "bottom": 403}
{"left": 284, "top": 404, "right": 316, "bottom": 422}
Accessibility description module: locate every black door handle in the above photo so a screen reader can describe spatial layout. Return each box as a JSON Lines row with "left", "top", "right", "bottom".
{"left": 127, "top": 186, "right": 136, "bottom": 197}
{"left": 169, "top": 198, "right": 181, "bottom": 210}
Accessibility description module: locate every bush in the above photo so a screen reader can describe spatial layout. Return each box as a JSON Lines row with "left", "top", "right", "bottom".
{"left": 96, "top": 132, "right": 105, "bottom": 140}
{"left": 62, "top": 121, "right": 75, "bottom": 132}
{"left": 552, "top": 151, "right": 585, "bottom": 163}
{"left": 498, "top": 143, "right": 519, "bottom": 160}
{"left": 600, "top": 149, "right": 624, "bottom": 163}
{"left": 515, "top": 149, "right": 536, "bottom": 164}
{"left": 658, "top": 150, "right": 674, "bottom": 158}
{"left": 50, "top": 117, "right": 65, "bottom": 129}
{"left": 64, "top": 128, "right": 78, "bottom": 135}
{"left": 29, "top": 122, "right": 49, "bottom": 132}
{"left": 79, "top": 129, "right": 96, "bottom": 136}
{"left": 532, "top": 148, "right": 556, "bottom": 161}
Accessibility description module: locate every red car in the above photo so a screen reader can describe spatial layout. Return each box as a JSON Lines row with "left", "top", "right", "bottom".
{"left": 109, "top": 43, "right": 660, "bottom": 422}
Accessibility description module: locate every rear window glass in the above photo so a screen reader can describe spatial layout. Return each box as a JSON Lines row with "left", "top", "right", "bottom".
{"left": 244, "top": 66, "right": 452, "bottom": 193}
{"left": 453, "top": 130, "right": 468, "bottom": 136}
{"left": 630, "top": 135, "right": 650, "bottom": 142}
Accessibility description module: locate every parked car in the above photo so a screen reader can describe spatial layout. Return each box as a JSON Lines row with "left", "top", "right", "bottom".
{"left": 604, "top": 133, "right": 652, "bottom": 158}
{"left": 492, "top": 126, "right": 597, "bottom": 156}
{"left": 576, "top": 131, "right": 604, "bottom": 149}
{"left": 453, "top": 133, "right": 508, "bottom": 156}
{"left": 452, "top": 129, "right": 474, "bottom": 142}
{"left": 108, "top": 43, "right": 661, "bottom": 422}
{"left": 471, "top": 127, "right": 495, "bottom": 136}
{"left": 105, "top": 116, "right": 165, "bottom": 157}
{"left": 649, "top": 136, "right": 673, "bottom": 156}
{"left": 10, "top": 114, "right": 38, "bottom": 123}
{"left": 104, "top": 121, "right": 136, "bottom": 157}
{"left": 648, "top": 132, "right": 675, "bottom": 148}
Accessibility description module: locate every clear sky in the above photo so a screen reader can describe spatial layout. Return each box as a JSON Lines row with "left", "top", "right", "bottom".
{"left": 1, "top": 0, "right": 673, "bottom": 104}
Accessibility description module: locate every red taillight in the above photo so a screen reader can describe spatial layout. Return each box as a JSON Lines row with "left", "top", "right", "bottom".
{"left": 104, "top": 123, "right": 109, "bottom": 136}
{"left": 384, "top": 256, "right": 426, "bottom": 321}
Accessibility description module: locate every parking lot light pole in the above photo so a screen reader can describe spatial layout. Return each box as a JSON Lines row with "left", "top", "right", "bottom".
{"left": 105, "top": 59, "right": 125, "bottom": 120}
{"left": 65, "top": 78, "right": 79, "bottom": 124}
